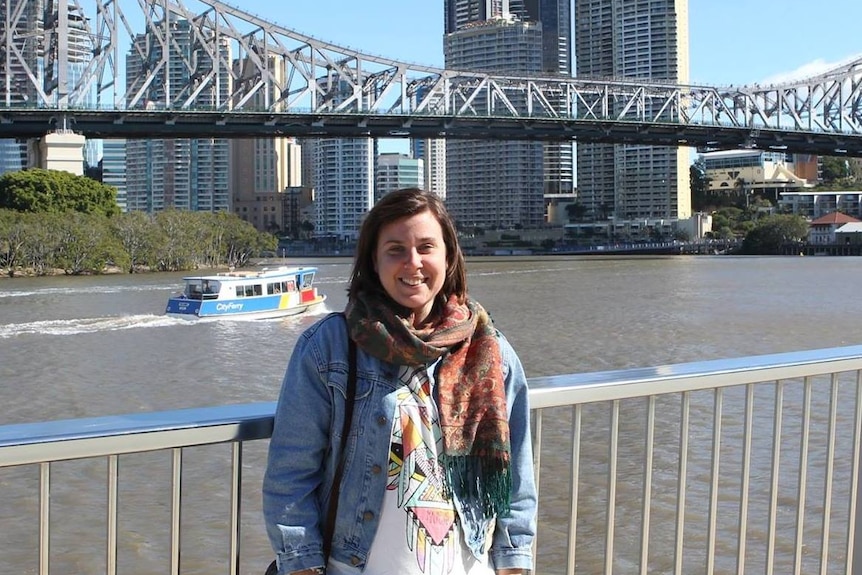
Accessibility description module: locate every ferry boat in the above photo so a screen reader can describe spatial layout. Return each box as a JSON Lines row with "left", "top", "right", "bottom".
{"left": 164, "top": 266, "right": 326, "bottom": 319}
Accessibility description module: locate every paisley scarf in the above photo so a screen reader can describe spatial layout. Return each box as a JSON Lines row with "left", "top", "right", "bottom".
{"left": 345, "top": 292, "right": 511, "bottom": 519}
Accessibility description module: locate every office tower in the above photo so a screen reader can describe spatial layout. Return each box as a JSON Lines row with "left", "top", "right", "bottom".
{"left": 102, "top": 139, "right": 127, "bottom": 212}
{"left": 376, "top": 153, "right": 424, "bottom": 201}
{"left": 444, "top": 9, "right": 545, "bottom": 229}
{"left": 0, "top": 0, "right": 92, "bottom": 175}
{"left": 124, "top": 18, "right": 231, "bottom": 213}
{"left": 575, "top": 0, "right": 691, "bottom": 221}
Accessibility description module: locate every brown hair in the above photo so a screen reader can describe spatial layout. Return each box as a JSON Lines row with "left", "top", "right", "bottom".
{"left": 348, "top": 188, "right": 467, "bottom": 305}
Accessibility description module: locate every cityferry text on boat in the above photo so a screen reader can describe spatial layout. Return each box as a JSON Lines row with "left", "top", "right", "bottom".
{"left": 164, "top": 266, "right": 326, "bottom": 319}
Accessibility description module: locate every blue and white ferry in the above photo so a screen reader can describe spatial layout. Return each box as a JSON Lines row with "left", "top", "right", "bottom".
{"left": 164, "top": 265, "right": 326, "bottom": 319}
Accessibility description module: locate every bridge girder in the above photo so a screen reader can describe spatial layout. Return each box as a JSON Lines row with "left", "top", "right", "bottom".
{"left": 1, "top": 0, "right": 861, "bottom": 155}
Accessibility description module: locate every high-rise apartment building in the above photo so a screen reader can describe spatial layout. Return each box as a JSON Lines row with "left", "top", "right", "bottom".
{"left": 307, "top": 78, "right": 377, "bottom": 241}
{"left": 102, "top": 139, "right": 127, "bottom": 211}
{"left": 575, "top": 0, "right": 691, "bottom": 221}
{"left": 124, "top": 18, "right": 231, "bottom": 213}
{"left": 411, "top": 138, "right": 447, "bottom": 199}
{"left": 444, "top": 12, "right": 545, "bottom": 229}
{"left": 443, "top": 1, "right": 572, "bottom": 228}
{"left": 311, "top": 138, "right": 376, "bottom": 241}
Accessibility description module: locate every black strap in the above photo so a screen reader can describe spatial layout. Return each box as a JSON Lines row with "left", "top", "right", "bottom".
{"left": 323, "top": 328, "right": 356, "bottom": 560}
{"left": 265, "top": 320, "right": 357, "bottom": 575}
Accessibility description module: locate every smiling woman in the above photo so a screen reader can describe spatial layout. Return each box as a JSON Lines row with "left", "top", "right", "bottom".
{"left": 262, "top": 188, "right": 537, "bottom": 575}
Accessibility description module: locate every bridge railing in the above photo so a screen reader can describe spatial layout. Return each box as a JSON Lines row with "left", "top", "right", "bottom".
{"left": 2, "top": 345, "right": 862, "bottom": 575}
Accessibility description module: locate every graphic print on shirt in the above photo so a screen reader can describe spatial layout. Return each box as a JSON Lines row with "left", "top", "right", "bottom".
{"left": 388, "top": 365, "right": 459, "bottom": 575}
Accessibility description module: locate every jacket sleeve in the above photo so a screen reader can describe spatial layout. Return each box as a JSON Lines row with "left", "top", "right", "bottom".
{"left": 489, "top": 332, "right": 537, "bottom": 572}
{"left": 262, "top": 329, "right": 331, "bottom": 574}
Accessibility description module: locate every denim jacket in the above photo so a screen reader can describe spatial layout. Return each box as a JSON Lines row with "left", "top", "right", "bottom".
{"left": 263, "top": 312, "right": 537, "bottom": 574}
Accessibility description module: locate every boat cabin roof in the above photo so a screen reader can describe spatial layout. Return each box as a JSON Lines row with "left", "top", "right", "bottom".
{"left": 182, "top": 266, "right": 316, "bottom": 282}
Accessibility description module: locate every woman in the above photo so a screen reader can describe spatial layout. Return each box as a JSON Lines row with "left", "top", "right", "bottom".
{"left": 263, "top": 188, "right": 536, "bottom": 575}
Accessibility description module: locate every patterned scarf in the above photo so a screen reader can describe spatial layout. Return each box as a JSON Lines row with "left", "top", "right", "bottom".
{"left": 345, "top": 292, "right": 511, "bottom": 519}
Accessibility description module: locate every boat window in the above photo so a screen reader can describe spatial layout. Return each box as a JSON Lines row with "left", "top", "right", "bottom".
{"left": 235, "top": 286, "right": 245, "bottom": 298}
{"left": 244, "top": 285, "right": 255, "bottom": 297}
{"left": 254, "top": 284, "right": 263, "bottom": 296}
{"left": 300, "top": 272, "right": 314, "bottom": 289}
{"left": 201, "top": 280, "right": 220, "bottom": 299}
{"left": 268, "top": 282, "right": 282, "bottom": 295}
{"left": 185, "top": 280, "right": 204, "bottom": 300}
{"left": 284, "top": 280, "right": 296, "bottom": 292}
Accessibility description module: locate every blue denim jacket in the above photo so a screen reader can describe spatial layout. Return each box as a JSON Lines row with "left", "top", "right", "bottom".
{"left": 263, "top": 312, "right": 537, "bottom": 574}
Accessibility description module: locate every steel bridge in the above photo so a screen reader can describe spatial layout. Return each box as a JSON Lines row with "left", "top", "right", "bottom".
{"left": 3, "top": 0, "right": 862, "bottom": 156}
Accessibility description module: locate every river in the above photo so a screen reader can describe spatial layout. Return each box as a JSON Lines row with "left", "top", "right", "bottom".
{"left": 2, "top": 255, "right": 861, "bottom": 574}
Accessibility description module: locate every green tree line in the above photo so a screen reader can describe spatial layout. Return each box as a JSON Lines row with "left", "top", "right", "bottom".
{"left": 0, "top": 169, "right": 276, "bottom": 277}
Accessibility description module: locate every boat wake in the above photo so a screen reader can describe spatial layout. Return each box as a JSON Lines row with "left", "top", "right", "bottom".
{"left": 0, "top": 283, "right": 174, "bottom": 299}
{"left": 0, "top": 314, "right": 191, "bottom": 338}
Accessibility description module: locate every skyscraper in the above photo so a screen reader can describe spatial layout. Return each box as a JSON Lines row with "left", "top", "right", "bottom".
{"left": 444, "top": 8, "right": 544, "bottom": 229}
{"left": 443, "top": 1, "right": 572, "bottom": 229}
{"left": 575, "top": 0, "right": 691, "bottom": 221}
{"left": 308, "top": 80, "right": 376, "bottom": 241}
{"left": 124, "top": 17, "right": 231, "bottom": 213}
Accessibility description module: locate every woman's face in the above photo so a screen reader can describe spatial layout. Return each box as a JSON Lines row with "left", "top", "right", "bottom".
{"left": 374, "top": 209, "right": 448, "bottom": 326}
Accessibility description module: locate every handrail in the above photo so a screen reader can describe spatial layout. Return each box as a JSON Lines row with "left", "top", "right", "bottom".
{"left": 3, "top": 344, "right": 862, "bottom": 574}
{"left": 0, "top": 402, "right": 275, "bottom": 467}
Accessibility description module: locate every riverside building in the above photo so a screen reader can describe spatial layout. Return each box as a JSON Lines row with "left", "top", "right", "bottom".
{"left": 229, "top": 55, "right": 303, "bottom": 233}
{"left": 701, "top": 150, "right": 811, "bottom": 202}
{"left": 443, "top": 10, "right": 546, "bottom": 229}
{"left": 376, "top": 153, "right": 424, "bottom": 201}
{"left": 124, "top": 17, "right": 231, "bottom": 213}
{"left": 304, "top": 78, "right": 377, "bottom": 242}
{"left": 574, "top": 0, "right": 691, "bottom": 222}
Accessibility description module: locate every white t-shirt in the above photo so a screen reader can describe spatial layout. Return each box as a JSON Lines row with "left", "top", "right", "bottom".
{"left": 328, "top": 365, "right": 494, "bottom": 575}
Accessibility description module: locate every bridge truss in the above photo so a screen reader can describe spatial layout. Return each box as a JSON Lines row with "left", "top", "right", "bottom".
{"left": 2, "top": 0, "right": 862, "bottom": 156}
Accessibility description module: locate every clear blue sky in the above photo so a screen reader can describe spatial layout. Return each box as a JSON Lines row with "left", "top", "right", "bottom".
{"left": 233, "top": 0, "right": 862, "bottom": 86}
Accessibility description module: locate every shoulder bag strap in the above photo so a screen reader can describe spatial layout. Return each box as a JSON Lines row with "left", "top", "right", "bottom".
{"left": 322, "top": 320, "right": 357, "bottom": 561}
{"left": 266, "top": 320, "right": 356, "bottom": 575}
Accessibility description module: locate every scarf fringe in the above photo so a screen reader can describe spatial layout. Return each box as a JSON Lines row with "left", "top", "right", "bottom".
{"left": 442, "top": 454, "right": 512, "bottom": 518}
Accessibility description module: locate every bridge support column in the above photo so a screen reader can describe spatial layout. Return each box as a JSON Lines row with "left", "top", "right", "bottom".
{"left": 29, "top": 131, "right": 86, "bottom": 176}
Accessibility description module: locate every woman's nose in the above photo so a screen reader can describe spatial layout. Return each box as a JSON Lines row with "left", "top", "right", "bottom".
{"left": 405, "top": 248, "right": 422, "bottom": 267}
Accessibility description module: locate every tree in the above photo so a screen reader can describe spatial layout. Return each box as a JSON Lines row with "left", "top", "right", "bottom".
{"left": 565, "top": 202, "right": 588, "bottom": 222}
{"left": 820, "top": 156, "right": 851, "bottom": 183}
{"left": 0, "top": 168, "right": 119, "bottom": 217}
{"left": 690, "top": 159, "right": 712, "bottom": 211}
{"left": 0, "top": 209, "right": 29, "bottom": 276}
{"left": 53, "top": 212, "right": 128, "bottom": 275}
{"left": 740, "top": 214, "right": 809, "bottom": 255}
{"left": 300, "top": 220, "right": 315, "bottom": 239}
{"left": 112, "top": 211, "right": 158, "bottom": 273}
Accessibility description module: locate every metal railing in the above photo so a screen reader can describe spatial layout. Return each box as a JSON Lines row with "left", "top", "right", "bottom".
{"left": 3, "top": 345, "right": 862, "bottom": 574}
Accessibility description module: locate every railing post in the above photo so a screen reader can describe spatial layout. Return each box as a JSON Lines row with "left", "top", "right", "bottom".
{"left": 849, "top": 371, "right": 862, "bottom": 575}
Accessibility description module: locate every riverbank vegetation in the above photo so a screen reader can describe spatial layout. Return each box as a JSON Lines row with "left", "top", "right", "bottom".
{"left": 0, "top": 170, "right": 276, "bottom": 277}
